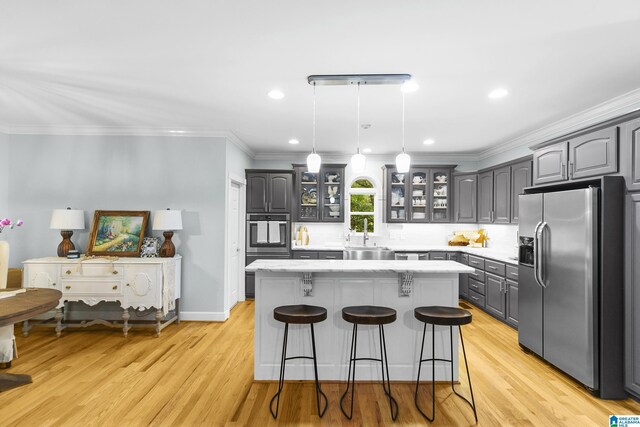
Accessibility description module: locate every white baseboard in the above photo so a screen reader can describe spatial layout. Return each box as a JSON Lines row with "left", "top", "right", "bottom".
{"left": 180, "top": 310, "right": 230, "bottom": 322}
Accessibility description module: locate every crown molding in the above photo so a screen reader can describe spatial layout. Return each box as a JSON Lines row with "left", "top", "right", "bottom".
{"left": 476, "top": 87, "right": 640, "bottom": 161}
{"left": 253, "top": 151, "right": 479, "bottom": 163}
{"left": 0, "top": 123, "right": 255, "bottom": 157}
{"left": 2, "top": 87, "right": 640, "bottom": 165}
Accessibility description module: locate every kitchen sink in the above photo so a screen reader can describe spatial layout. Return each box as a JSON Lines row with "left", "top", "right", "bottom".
{"left": 343, "top": 247, "right": 395, "bottom": 260}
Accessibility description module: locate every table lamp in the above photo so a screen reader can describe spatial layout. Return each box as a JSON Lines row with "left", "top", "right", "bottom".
{"left": 152, "top": 209, "right": 183, "bottom": 257}
{"left": 50, "top": 208, "right": 85, "bottom": 257}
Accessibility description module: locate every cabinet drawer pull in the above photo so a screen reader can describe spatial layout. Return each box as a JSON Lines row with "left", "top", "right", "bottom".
{"left": 51, "top": 282, "right": 56, "bottom": 287}
{"left": 299, "top": 255, "right": 311, "bottom": 259}
{"left": 488, "top": 266, "right": 497, "bottom": 270}
{"left": 65, "top": 285, "right": 71, "bottom": 290}
{"left": 112, "top": 285, "right": 118, "bottom": 290}
{"left": 126, "top": 283, "right": 130, "bottom": 287}
{"left": 65, "top": 270, "right": 71, "bottom": 275}
{"left": 112, "top": 271, "right": 118, "bottom": 275}
{"left": 471, "top": 296, "right": 479, "bottom": 301}
{"left": 324, "top": 256, "right": 336, "bottom": 259}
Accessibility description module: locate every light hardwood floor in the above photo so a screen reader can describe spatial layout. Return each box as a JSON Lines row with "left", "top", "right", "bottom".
{"left": 0, "top": 301, "right": 638, "bottom": 426}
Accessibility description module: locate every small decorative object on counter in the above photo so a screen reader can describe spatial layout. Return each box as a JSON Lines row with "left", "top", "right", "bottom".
{"left": 296, "top": 226, "right": 310, "bottom": 246}
{"left": 140, "top": 237, "right": 161, "bottom": 258}
{"left": 447, "top": 229, "right": 489, "bottom": 247}
{"left": 66, "top": 250, "right": 80, "bottom": 259}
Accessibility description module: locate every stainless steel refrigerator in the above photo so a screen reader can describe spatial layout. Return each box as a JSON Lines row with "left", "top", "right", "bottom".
{"left": 518, "top": 177, "right": 625, "bottom": 399}
{"left": 518, "top": 188, "right": 600, "bottom": 389}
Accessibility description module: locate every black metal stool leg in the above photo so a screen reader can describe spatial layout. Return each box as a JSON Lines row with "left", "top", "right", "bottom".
{"left": 270, "top": 323, "right": 289, "bottom": 419}
{"left": 340, "top": 323, "right": 358, "bottom": 420}
{"left": 414, "top": 321, "right": 435, "bottom": 421}
{"left": 310, "top": 323, "right": 328, "bottom": 417}
{"left": 379, "top": 324, "right": 399, "bottom": 421}
{"left": 454, "top": 325, "right": 478, "bottom": 423}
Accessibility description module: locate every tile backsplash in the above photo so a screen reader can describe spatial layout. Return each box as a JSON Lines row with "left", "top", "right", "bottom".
{"left": 293, "top": 222, "right": 519, "bottom": 254}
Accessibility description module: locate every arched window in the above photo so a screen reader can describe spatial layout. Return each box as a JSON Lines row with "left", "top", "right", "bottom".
{"left": 349, "top": 178, "right": 376, "bottom": 233}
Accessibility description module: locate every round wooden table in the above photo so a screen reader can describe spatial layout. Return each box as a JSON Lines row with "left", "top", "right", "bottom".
{"left": 0, "top": 288, "right": 61, "bottom": 392}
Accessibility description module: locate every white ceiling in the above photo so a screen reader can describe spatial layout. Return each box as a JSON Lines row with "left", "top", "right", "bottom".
{"left": 2, "top": 1, "right": 640, "bottom": 155}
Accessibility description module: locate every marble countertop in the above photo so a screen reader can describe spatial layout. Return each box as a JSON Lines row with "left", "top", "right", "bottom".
{"left": 290, "top": 244, "right": 518, "bottom": 265}
{"left": 245, "top": 259, "right": 475, "bottom": 273}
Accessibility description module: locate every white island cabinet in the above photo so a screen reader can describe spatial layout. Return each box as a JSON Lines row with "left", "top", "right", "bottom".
{"left": 246, "top": 259, "right": 474, "bottom": 382}
{"left": 22, "top": 256, "right": 181, "bottom": 337}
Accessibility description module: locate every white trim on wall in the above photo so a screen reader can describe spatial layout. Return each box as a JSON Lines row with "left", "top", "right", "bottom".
{"left": 181, "top": 310, "right": 230, "bottom": 322}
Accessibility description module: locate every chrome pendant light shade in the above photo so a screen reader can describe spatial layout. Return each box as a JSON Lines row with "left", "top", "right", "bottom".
{"left": 307, "top": 82, "right": 322, "bottom": 173}
{"left": 395, "top": 91, "right": 411, "bottom": 173}
{"left": 350, "top": 82, "right": 366, "bottom": 173}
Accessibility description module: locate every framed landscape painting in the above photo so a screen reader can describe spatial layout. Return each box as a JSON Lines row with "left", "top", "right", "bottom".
{"left": 87, "top": 210, "right": 150, "bottom": 257}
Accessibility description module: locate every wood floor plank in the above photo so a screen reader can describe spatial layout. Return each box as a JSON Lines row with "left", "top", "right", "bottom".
{"left": 0, "top": 300, "right": 638, "bottom": 426}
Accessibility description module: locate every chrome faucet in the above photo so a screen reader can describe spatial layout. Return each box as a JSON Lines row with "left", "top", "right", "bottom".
{"left": 363, "top": 218, "right": 369, "bottom": 246}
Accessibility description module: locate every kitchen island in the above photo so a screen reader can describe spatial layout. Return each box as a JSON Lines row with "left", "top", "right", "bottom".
{"left": 245, "top": 259, "right": 474, "bottom": 382}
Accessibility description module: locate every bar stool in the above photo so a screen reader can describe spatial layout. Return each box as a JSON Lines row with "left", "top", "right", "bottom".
{"left": 414, "top": 306, "right": 478, "bottom": 423}
{"left": 270, "top": 304, "right": 328, "bottom": 419}
{"left": 340, "top": 305, "right": 399, "bottom": 421}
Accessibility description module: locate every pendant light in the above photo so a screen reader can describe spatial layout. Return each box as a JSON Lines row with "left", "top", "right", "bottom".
{"left": 350, "top": 82, "right": 366, "bottom": 173}
{"left": 395, "top": 91, "right": 411, "bottom": 173}
{"left": 306, "top": 82, "right": 322, "bottom": 173}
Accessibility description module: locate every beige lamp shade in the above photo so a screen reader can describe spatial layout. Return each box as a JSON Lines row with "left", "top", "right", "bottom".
{"left": 50, "top": 209, "right": 85, "bottom": 230}
{"left": 152, "top": 209, "right": 183, "bottom": 231}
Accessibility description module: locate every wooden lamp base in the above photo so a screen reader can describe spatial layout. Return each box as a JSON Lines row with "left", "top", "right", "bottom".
{"left": 57, "top": 230, "right": 76, "bottom": 257}
{"left": 160, "top": 231, "right": 176, "bottom": 258}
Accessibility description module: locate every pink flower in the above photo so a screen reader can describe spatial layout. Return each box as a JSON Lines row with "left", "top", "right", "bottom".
{"left": 0, "top": 218, "right": 10, "bottom": 226}
{"left": 15, "top": 219, "right": 23, "bottom": 227}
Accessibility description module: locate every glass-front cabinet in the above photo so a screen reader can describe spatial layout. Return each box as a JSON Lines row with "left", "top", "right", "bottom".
{"left": 294, "top": 164, "right": 346, "bottom": 222}
{"left": 430, "top": 169, "right": 451, "bottom": 222}
{"left": 384, "top": 165, "right": 452, "bottom": 223}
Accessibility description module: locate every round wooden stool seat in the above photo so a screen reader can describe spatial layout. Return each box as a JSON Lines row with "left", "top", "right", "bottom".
{"left": 414, "top": 306, "right": 472, "bottom": 326}
{"left": 273, "top": 305, "right": 327, "bottom": 324}
{"left": 342, "top": 305, "right": 397, "bottom": 325}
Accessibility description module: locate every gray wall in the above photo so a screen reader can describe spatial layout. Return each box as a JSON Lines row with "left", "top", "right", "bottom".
{"left": 3, "top": 134, "right": 249, "bottom": 316}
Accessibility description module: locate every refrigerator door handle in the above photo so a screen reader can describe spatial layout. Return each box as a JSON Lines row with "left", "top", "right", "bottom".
{"left": 537, "top": 222, "right": 548, "bottom": 288}
{"left": 533, "top": 221, "right": 543, "bottom": 287}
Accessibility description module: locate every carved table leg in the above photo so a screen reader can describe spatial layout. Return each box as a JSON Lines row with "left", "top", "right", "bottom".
{"left": 22, "top": 320, "right": 30, "bottom": 338}
{"left": 122, "top": 308, "right": 130, "bottom": 338}
{"left": 155, "top": 309, "right": 162, "bottom": 337}
{"left": 54, "top": 308, "right": 63, "bottom": 337}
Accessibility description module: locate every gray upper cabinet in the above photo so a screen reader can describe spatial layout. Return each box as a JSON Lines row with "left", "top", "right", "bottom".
{"left": 625, "top": 193, "right": 640, "bottom": 396}
{"left": 247, "top": 173, "right": 269, "bottom": 213}
{"left": 453, "top": 174, "right": 477, "bottom": 223}
{"left": 478, "top": 171, "right": 494, "bottom": 223}
{"left": 510, "top": 160, "right": 532, "bottom": 222}
{"left": 568, "top": 127, "right": 618, "bottom": 180}
{"left": 621, "top": 118, "right": 640, "bottom": 192}
{"left": 533, "top": 141, "right": 568, "bottom": 185}
{"left": 246, "top": 172, "right": 292, "bottom": 213}
{"left": 269, "top": 174, "right": 292, "bottom": 213}
{"left": 493, "top": 166, "right": 511, "bottom": 224}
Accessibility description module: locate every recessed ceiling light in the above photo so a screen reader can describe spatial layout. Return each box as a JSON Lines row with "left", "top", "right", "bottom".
{"left": 362, "top": 148, "right": 372, "bottom": 153}
{"left": 488, "top": 88, "right": 509, "bottom": 99}
{"left": 288, "top": 139, "right": 299, "bottom": 145}
{"left": 268, "top": 89, "right": 284, "bottom": 100}
{"left": 423, "top": 139, "right": 435, "bottom": 145}
{"left": 400, "top": 80, "right": 419, "bottom": 93}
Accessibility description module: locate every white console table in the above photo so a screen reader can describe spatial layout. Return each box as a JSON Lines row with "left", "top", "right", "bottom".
{"left": 22, "top": 256, "right": 181, "bottom": 337}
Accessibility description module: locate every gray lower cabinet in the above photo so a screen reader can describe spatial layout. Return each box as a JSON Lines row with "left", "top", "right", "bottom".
{"left": 568, "top": 127, "right": 618, "bottom": 180}
{"left": 292, "top": 251, "right": 318, "bottom": 260}
{"left": 533, "top": 141, "right": 568, "bottom": 185}
{"left": 493, "top": 166, "right": 511, "bottom": 223}
{"left": 429, "top": 252, "right": 447, "bottom": 261}
{"left": 459, "top": 254, "right": 469, "bottom": 298}
{"left": 293, "top": 251, "right": 343, "bottom": 260}
{"left": 621, "top": 118, "right": 640, "bottom": 192}
{"left": 510, "top": 160, "right": 532, "bottom": 223}
{"left": 506, "top": 279, "right": 519, "bottom": 327}
{"left": 625, "top": 193, "right": 640, "bottom": 396}
{"left": 485, "top": 273, "right": 506, "bottom": 318}
{"left": 478, "top": 171, "right": 494, "bottom": 223}
{"left": 453, "top": 174, "right": 477, "bottom": 223}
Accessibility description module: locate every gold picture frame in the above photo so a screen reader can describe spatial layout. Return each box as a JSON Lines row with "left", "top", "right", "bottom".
{"left": 87, "top": 210, "right": 150, "bottom": 257}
